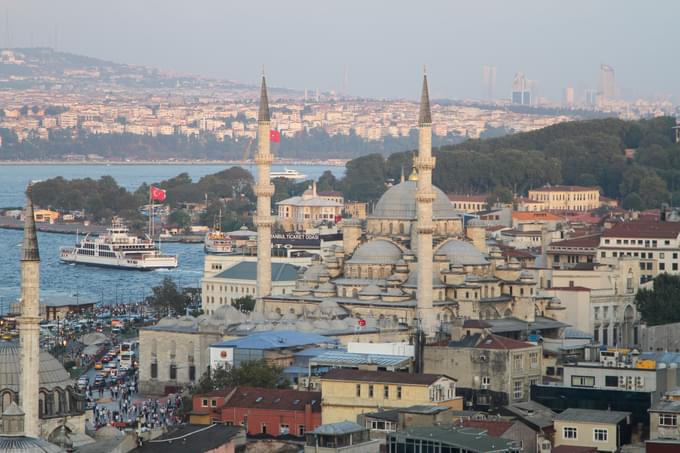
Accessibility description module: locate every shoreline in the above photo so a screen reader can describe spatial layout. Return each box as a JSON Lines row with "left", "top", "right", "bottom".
{"left": 0, "top": 159, "right": 348, "bottom": 167}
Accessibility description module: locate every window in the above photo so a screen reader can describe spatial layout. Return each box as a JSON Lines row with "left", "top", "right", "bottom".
{"left": 298, "top": 425, "right": 305, "bottom": 436}
{"left": 660, "top": 263, "right": 666, "bottom": 271}
{"left": 384, "top": 385, "right": 389, "bottom": 399}
{"left": 150, "top": 362, "right": 157, "bottom": 379}
{"left": 280, "top": 424, "right": 290, "bottom": 435}
{"left": 659, "top": 414, "right": 677, "bottom": 427}
{"left": 571, "top": 375, "right": 595, "bottom": 388}
{"left": 169, "top": 364, "right": 177, "bottom": 380}
{"left": 529, "top": 352, "right": 539, "bottom": 369}
{"left": 481, "top": 376, "right": 491, "bottom": 389}
{"left": 513, "top": 380, "right": 523, "bottom": 400}
{"left": 201, "top": 399, "right": 208, "bottom": 407}
{"left": 397, "top": 386, "right": 402, "bottom": 399}
{"left": 513, "top": 354, "right": 523, "bottom": 371}
{"left": 605, "top": 376, "right": 619, "bottom": 387}
{"left": 356, "top": 384, "right": 361, "bottom": 397}
{"left": 368, "top": 385, "right": 374, "bottom": 398}
{"left": 594, "top": 428, "right": 608, "bottom": 442}
{"left": 210, "top": 399, "right": 217, "bottom": 407}
{"left": 261, "top": 424, "right": 267, "bottom": 434}
{"left": 563, "top": 427, "right": 577, "bottom": 440}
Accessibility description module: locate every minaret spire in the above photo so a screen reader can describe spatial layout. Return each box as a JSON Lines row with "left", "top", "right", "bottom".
{"left": 19, "top": 184, "right": 41, "bottom": 437}
{"left": 254, "top": 73, "right": 275, "bottom": 312}
{"left": 415, "top": 70, "right": 436, "bottom": 336}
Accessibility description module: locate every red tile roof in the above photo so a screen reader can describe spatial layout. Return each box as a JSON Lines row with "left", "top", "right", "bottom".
{"left": 222, "top": 387, "right": 321, "bottom": 412}
{"left": 549, "top": 235, "right": 601, "bottom": 248}
{"left": 448, "top": 194, "right": 488, "bottom": 202}
{"left": 512, "top": 211, "right": 565, "bottom": 221}
{"left": 602, "top": 221, "right": 680, "bottom": 239}
{"left": 475, "top": 334, "right": 535, "bottom": 350}
{"left": 460, "top": 419, "right": 515, "bottom": 437}
{"left": 530, "top": 185, "right": 599, "bottom": 192}
{"left": 321, "top": 369, "right": 454, "bottom": 385}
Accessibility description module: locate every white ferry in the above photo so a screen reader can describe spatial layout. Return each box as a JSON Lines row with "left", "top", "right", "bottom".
{"left": 270, "top": 168, "right": 307, "bottom": 180}
{"left": 59, "top": 221, "right": 178, "bottom": 270}
{"left": 204, "top": 212, "right": 233, "bottom": 254}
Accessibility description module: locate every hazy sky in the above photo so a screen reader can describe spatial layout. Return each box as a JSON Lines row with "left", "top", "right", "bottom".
{"left": 4, "top": 0, "right": 678, "bottom": 102}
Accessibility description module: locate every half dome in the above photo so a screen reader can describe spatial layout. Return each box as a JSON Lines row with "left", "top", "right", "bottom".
{"left": 0, "top": 342, "right": 72, "bottom": 392}
{"left": 348, "top": 239, "right": 402, "bottom": 265}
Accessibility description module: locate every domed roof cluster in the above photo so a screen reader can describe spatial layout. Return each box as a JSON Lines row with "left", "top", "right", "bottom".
{"left": 371, "top": 180, "right": 459, "bottom": 220}
{"left": 348, "top": 239, "right": 403, "bottom": 265}
{"left": 0, "top": 342, "right": 72, "bottom": 392}
{"left": 436, "top": 239, "right": 489, "bottom": 266}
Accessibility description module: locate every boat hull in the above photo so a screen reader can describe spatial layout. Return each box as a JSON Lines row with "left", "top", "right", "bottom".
{"left": 59, "top": 251, "right": 178, "bottom": 270}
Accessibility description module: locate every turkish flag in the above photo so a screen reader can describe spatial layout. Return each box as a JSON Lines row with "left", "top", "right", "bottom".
{"left": 150, "top": 186, "right": 166, "bottom": 202}
{"left": 270, "top": 129, "right": 281, "bottom": 143}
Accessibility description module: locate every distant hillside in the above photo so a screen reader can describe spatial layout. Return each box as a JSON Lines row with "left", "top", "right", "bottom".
{"left": 341, "top": 116, "right": 680, "bottom": 209}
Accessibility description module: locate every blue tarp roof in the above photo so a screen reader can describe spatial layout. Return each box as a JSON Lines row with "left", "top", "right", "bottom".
{"left": 211, "top": 330, "right": 337, "bottom": 350}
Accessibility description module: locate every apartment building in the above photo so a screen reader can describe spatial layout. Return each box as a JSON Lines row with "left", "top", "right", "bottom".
{"left": 597, "top": 221, "right": 680, "bottom": 283}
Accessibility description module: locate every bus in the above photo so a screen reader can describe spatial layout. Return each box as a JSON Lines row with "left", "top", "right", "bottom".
{"left": 119, "top": 342, "right": 132, "bottom": 354}
{"left": 120, "top": 351, "right": 135, "bottom": 369}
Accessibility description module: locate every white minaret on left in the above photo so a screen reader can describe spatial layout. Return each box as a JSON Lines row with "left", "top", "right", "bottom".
{"left": 19, "top": 184, "right": 41, "bottom": 437}
{"left": 254, "top": 73, "right": 274, "bottom": 312}
{"left": 415, "top": 70, "right": 437, "bottom": 336}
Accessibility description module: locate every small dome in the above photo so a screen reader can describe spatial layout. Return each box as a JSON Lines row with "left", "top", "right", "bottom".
{"left": 359, "top": 283, "right": 382, "bottom": 296}
{"left": 371, "top": 180, "right": 459, "bottom": 220}
{"left": 303, "top": 264, "right": 329, "bottom": 281}
{"left": 436, "top": 240, "right": 488, "bottom": 266}
{"left": 318, "top": 300, "right": 346, "bottom": 317}
{"left": 281, "top": 311, "right": 299, "bottom": 322}
{"left": 0, "top": 436, "right": 64, "bottom": 453}
{"left": 176, "top": 316, "right": 198, "bottom": 328}
{"left": 249, "top": 311, "right": 266, "bottom": 324}
{"left": 349, "top": 240, "right": 402, "bottom": 265}
{"left": 331, "top": 319, "right": 348, "bottom": 330}
{"left": 313, "top": 319, "right": 332, "bottom": 330}
{"left": 156, "top": 317, "right": 177, "bottom": 327}
{"left": 316, "top": 282, "right": 336, "bottom": 293}
{"left": 213, "top": 305, "right": 247, "bottom": 325}
{"left": 94, "top": 425, "right": 123, "bottom": 440}
{"left": 296, "top": 320, "right": 315, "bottom": 332}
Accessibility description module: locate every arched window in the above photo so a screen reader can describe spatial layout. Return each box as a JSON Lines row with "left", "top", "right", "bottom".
{"left": 1, "top": 391, "right": 11, "bottom": 413}
{"left": 399, "top": 223, "right": 404, "bottom": 235}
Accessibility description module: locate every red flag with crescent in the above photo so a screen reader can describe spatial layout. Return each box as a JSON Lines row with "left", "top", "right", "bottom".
{"left": 150, "top": 186, "right": 166, "bottom": 202}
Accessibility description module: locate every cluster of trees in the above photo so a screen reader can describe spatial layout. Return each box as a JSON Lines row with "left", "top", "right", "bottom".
{"left": 0, "top": 128, "right": 463, "bottom": 161}
{"left": 146, "top": 277, "right": 194, "bottom": 315}
{"left": 635, "top": 274, "right": 680, "bottom": 326}
{"left": 31, "top": 175, "right": 145, "bottom": 223}
{"left": 194, "top": 359, "right": 288, "bottom": 394}
{"left": 337, "top": 116, "right": 680, "bottom": 209}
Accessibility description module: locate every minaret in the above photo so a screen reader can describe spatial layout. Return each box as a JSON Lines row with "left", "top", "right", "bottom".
{"left": 19, "top": 185, "right": 41, "bottom": 437}
{"left": 415, "top": 70, "right": 436, "bottom": 336}
{"left": 254, "top": 73, "right": 274, "bottom": 312}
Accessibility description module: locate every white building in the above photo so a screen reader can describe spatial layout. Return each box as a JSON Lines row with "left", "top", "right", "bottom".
{"left": 202, "top": 261, "right": 299, "bottom": 315}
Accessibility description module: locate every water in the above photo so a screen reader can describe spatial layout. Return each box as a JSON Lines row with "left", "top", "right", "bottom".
{"left": 0, "top": 163, "right": 343, "bottom": 208}
{"left": 0, "top": 163, "right": 342, "bottom": 309}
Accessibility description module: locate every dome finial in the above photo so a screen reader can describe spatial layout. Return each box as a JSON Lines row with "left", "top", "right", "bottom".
{"left": 408, "top": 167, "right": 418, "bottom": 181}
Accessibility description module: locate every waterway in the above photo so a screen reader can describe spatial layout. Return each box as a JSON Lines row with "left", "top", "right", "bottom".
{"left": 0, "top": 163, "right": 341, "bottom": 311}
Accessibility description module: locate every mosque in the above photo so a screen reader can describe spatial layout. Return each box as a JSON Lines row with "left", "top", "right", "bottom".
{"left": 139, "top": 71, "right": 566, "bottom": 394}
{"left": 0, "top": 186, "right": 87, "bottom": 451}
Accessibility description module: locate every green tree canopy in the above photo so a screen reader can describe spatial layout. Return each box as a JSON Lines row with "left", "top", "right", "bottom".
{"left": 635, "top": 274, "right": 680, "bottom": 326}
{"left": 232, "top": 295, "right": 255, "bottom": 312}
{"left": 194, "top": 359, "right": 287, "bottom": 393}
{"left": 146, "top": 277, "right": 191, "bottom": 315}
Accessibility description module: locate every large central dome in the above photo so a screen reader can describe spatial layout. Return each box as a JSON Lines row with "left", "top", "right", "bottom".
{"left": 371, "top": 180, "right": 459, "bottom": 220}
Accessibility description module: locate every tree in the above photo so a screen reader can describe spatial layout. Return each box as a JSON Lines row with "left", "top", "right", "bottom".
{"left": 232, "top": 295, "right": 255, "bottom": 312}
{"left": 168, "top": 209, "right": 192, "bottom": 232}
{"left": 635, "top": 274, "right": 680, "bottom": 326}
{"left": 316, "top": 170, "right": 338, "bottom": 193}
{"left": 621, "top": 193, "right": 643, "bottom": 211}
{"left": 193, "top": 359, "right": 287, "bottom": 393}
{"left": 146, "top": 277, "right": 190, "bottom": 315}
{"left": 486, "top": 186, "right": 514, "bottom": 207}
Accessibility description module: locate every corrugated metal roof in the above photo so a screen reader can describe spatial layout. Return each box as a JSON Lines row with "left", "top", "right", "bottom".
{"left": 211, "top": 331, "right": 337, "bottom": 350}
{"left": 554, "top": 408, "right": 630, "bottom": 423}
{"left": 312, "top": 421, "right": 364, "bottom": 435}
{"left": 310, "top": 350, "right": 412, "bottom": 367}
{"left": 214, "top": 261, "right": 299, "bottom": 282}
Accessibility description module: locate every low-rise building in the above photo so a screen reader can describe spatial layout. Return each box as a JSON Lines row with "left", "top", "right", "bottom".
{"left": 386, "top": 425, "right": 521, "bottom": 453}
{"left": 320, "top": 369, "right": 462, "bottom": 424}
{"left": 448, "top": 194, "right": 488, "bottom": 213}
{"left": 277, "top": 183, "right": 344, "bottom": 232}
{"left": 304, "top": 421, "right": 381, "bottom": 453}
{"left": 191, "top": 387, "right": 321, "bottom": 437}
{"left": 202, "top": 261, "right": 299, "bottom": 315}
{"left": 553, "top": 408, "right": 631, "bottom": 453}
{"left": 647, "top": 390, "right": 680, "bottom": 452}
{"left": 528, "top": 185, "right": 600, "bottom": 212}
{"left": 424, "top": 334, "right": 542, "bottom": 409}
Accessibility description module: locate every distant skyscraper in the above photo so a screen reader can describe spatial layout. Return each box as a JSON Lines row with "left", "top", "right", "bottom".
{"left": 482, "top": 65, "right": 496, "bottom": 101}
{"left": 584, "top": 88, "right": 597, "bottom": 106}
{"left": 511, "top": 72, "right": 531, "bottom": 105}
{"left": 563, "top": 86, "right": 575, "bottom": 107}
{"left": 599, "top": 64, "right": 616, "bottom": 100}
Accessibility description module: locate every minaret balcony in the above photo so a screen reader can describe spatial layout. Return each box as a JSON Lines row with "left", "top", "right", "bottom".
{"left": 417, "top": 226, "right": 435, "bottom": 234}
{"left": 416, "top": 193, "right": 436, "bottom": 203}
{"left": 255, "top": 154, "right": 274, "bottom": 165}
{"left": 414, "top": 156, "right": 436, "bottom": 170}
{"left": 253, "top": 215, "right": 276, "bottom": 227}
{"left": 255, "top": 185, "right": 275, "bottom": 197}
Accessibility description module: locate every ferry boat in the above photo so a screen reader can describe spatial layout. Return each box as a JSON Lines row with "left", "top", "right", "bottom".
{"left": 270, "top": 168, "right": 307, "bottom": 180}
{"left": 204, "top": 212, "right": 233, "bottom": 254}
{"left": 59, "top": 220, "right": 178, "bottom": 270}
